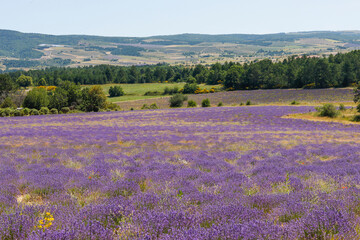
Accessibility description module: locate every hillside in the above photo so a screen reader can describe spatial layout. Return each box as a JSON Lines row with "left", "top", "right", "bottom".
{"left": 1, "top": 30, "right": 360, "bottom": 70}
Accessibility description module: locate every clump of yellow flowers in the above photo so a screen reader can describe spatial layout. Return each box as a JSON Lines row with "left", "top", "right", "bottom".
{"left": 36, "top": 212, "right": 54, "bottom": 230}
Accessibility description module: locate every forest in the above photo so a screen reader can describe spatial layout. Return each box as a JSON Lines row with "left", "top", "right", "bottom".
{"left": 3, "top": 50, "right": 360, "bottom": 90}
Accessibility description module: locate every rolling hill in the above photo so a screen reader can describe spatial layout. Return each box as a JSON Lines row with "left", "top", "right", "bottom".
{"left": 1, "top": 29, "right": 360, "bottom": 70}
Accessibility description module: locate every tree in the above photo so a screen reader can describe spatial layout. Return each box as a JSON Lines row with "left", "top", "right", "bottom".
{"left": 182, "top": 82, "right": 198, "bottom": 94}
{"left": 109, "top": 86, "right": 124, "bottom": 97}
{"left": 81, "top": 86, "right": 107, "bottom": 112}
{"left": 355, "top": 85, "right": 360, "bottom": 113}
{"left": 38, "top": 78, "right": 47, "bottom": 86}
{"left": 128, "top": 66, "right": 139, "bottom": 84}
{"left": 224, "top": 65, "right": 243, "bottom": 90}
{"left": 49, "top": 87, "right": 69, "bottom": 110}
{"left": 0, "top": 74, "right": 16, "bottom": 99}
{"left": 16, "top": 75, "right": 33, "bottom": 88}
{"left": 314, "top": 59, "right": 331, "bottom": 88}
{"left": 22, "top": 88, "right": 49, "bottom": 110}
{"left": 58, "top": 81, "right": 81, "bottom": 107}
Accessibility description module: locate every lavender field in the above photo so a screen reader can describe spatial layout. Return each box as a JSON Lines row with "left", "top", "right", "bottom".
{"left": 1, "top": 106, "right": 360, "bottom": 239}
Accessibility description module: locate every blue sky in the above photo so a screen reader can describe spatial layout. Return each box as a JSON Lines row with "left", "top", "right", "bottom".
{"left": 1, "top": 0, "right": 360, "bottom": 37}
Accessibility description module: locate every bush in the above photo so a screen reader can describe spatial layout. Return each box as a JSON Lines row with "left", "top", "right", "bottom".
{"left": 163, "top": 86, "right": 179, "bottom": 95}
{"left": 187, "top": 100, "right": 197, "bottom": 108}
{"left": 13, "top": 109, "right": 21, "bottom": 117}
{"left": 144, "top": 91, "right": 161, "bottom": 96}
{"left": 109, "top": 86, "right": 124, "bottom": 97}
{"left": 141, "top": 103, "right": 158, "bottom": 110}
{"left": 316, "top": 103, "right": 339, "bottom": 118}
{"left": 141, "top": 104, "right": 150, "bottom": 109}
{"left": 339, "top": 104, "right": 346, "bottom": 111}
{"left": 246, "top": 100, "right": 252, "bottom": 106}
{"left": 217, "top": 102, "right": 223, "bottom": 107}
{"left": 21, "top": 108, "right": 30, "bottom": 116}
{"left": 352, "top": 115, "right": 360, "bottom": 122}
{"left": 0, "top": 97, "right": 16, "bottom": 108}
{"left": 201, "top": 98, "right": 211, "bottom": 107}
{"left": 50, "top": 108, "right": 58, "bottom": 114}
{"left": 169, "top": 94, "right": 188, "bottom": 108}
{"left": 1, "top": 108, "right": 11, "bottom": 117}
{"left": 39, "top": 107, "right": 50, "bottom": 115}
{"left": 105, "top": 102, "right": 121, "bottom": 111}
{"left": 150, "top": 103, "right": 158, "bottom": 109}
{"left": 182, "top": 83, "right": 198, "bottom": 94}
{"left": 60, "top": 107, "right": 70, "bottom": 114}
{"left": 30, "top": 109, "right": 39, "bottom": 115}
{"left": 291, "top": 100, "right": 300, "bottom": 105}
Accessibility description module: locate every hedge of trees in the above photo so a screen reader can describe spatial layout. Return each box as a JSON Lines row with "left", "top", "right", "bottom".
{"left": 3, "top": 50, "right": 360, "bottom": 90}
{"left": 0, "top": 79, "right": 120, "bottom": 117}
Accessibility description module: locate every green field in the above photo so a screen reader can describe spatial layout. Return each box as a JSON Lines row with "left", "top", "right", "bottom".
{"left": 83, "top": 83, "right": 221, "bottom": 102}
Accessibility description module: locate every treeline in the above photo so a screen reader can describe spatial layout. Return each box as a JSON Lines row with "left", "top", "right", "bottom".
{"left": 4, "top": 50, "right": 360, "bottom": 89}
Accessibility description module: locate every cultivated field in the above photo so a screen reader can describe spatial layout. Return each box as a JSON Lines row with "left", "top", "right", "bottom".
{"left": 1, "top": 105, "right": 360, "bottom": 239}
{"left": 94, "top": 83, "right": 219, "bottom": 102}
{"left": 116, "top": 88, "right": 355, "bottom": 110}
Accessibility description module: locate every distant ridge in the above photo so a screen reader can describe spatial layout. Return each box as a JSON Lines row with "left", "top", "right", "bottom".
{"left": 1, "top": 29, "right": 360, "bottom": 70}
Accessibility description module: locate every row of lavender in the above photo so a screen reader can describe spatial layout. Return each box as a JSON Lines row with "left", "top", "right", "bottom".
{"left": 1, "top": 106, "right": 360, "bottom": 239}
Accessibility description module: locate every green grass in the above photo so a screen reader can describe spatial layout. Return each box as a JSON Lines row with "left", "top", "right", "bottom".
{"left": 83, "top": 83, "right": 220, "bottom": 102}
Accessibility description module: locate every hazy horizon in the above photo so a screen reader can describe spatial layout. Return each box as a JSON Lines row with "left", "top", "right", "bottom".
{"left": 2, "top": 28, "right": 360, "bottom": 38}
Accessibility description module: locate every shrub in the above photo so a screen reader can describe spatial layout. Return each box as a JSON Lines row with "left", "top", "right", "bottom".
{"left": 108, "top": 86, "right": 124, "bottom": 97}
{"left": 141, "top": 104, "right": 150, "bottom": 109}
{"left": 60, "top": 107, "right": 70, "bottom": 114}
{"left": 169, "top": 94, "right": 188, "bottom": 108}
{"left": 182, "top": 83, "right": 198, "bottom": 94}
{"left": 187, "top": 100, "right": 197, "bottom": 108}
{"left": 105, "top": 102, "right": 121, "bottom": 111}
{"left": 0, "top": 97, "right": 16, "bottom": 108}
{"left": 150, "top": 103, "right": 158, "bottom": 109}
{"left": 1, "top": 108, "right": 11, "bottom": 117}
{"left": 246, "top": 100, "right": 252, "bottom": 106}
{"left": 316, "top": 103, "right": 339, "bottom": 118}
{"left": 30, "top": 109, "right": 39, "bottom": 115}
{"left": 217, "top": 102, "right": 223, "bottom": 107}
{"left": 144, "top": 91, "right": 161, "bottom": 96}
{"left": 163, "top": 86, "right": 179, "bottom": 95}
{"left": 201, "top": 98, "right": 211, "bottom": 107}
{"left": 13, "top": 109, "right": 21, "bottom": 117}
{"left": 141, "top": 103, "right": 159, "bottom": 110}
{"left": 339, "top": 104, "right": 346, "bottom": 111}
{"left": 291, "top": 100, "right": 300, "bottom": 105}
{"left": 50, "top": 108, "right": 58, "bottom": 114}
{"left": 21, "top": 108, "right": 30, "bottom": 116}
{"left": 39, "top": 107, "right": 50, "bottom": 115}
{"left": 352, "top": 115, "right": 360, "bottom": 122}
